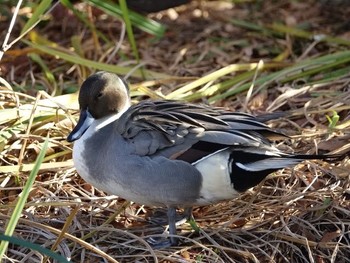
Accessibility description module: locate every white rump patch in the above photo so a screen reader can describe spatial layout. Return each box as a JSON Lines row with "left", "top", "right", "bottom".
{"left": 194, "top": 149, "right": 239, "bottom": 205}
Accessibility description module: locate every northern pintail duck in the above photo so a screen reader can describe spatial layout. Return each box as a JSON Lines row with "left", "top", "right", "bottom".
{"left": 67, "top": 71, "right": 341, "bottom": 247}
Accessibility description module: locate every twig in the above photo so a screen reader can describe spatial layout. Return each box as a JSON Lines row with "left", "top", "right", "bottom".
{"left": 0, "top": 0, "right": 23, "bottom": 61}
{"left": 0, "top": 1, "right": 60, "bottom": 61}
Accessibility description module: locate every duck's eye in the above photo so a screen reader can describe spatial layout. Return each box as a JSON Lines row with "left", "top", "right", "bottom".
{"left": 96, "top": 92, "right": 103, "bottom": 99}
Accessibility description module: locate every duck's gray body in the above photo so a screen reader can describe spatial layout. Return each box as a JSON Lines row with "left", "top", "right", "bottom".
{"left": 68, "top": 71, "right": 340, "bottom": 247}
{"left": 74, "top": 120, "right": 203, "bottom": 206}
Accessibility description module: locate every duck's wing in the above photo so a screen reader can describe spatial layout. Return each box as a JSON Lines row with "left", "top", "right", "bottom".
{"left": 116, "top": 100, "right": 284, "bottom": 161}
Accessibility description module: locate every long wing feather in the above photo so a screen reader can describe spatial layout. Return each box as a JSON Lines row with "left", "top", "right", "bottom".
{"left": 116, "top": 100, "right": 283, "bottom": 159}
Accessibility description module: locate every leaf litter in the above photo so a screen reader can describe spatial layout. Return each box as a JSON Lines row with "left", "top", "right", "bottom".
{"left": 0, "top": 0, "right": 349, "bottom": 262}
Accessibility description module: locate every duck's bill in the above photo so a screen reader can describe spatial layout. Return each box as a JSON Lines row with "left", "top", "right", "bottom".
{"left": 67, "top": 109, "right": 94, "bottom": 142}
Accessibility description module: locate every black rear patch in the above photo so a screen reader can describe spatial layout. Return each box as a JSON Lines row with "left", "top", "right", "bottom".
{"left": 229, "top": 151, "right": 278, "bottom": 192}
{"left": 176, "top": 141, "right": 227, "bottom": 163}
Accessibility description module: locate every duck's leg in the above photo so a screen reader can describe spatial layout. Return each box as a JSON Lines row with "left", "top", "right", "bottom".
{"left": 147, "top": 207, "right": 192, "bottom": 225}
{"left": 183, "top": 207, "right": 193, "bottom": 220}
{"left": 167, "top": 206, "right": 178, "bottom": 246}
{"left": 146, "top": 207, "right": 190, "bottom": 248}
{"left": 166, "top": 206, "right": 193, "bottom": 245}
{"left": 146, "top": 206, "right": 178, "bottom": 248}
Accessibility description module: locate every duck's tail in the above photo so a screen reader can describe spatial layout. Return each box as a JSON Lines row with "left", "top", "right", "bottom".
{"left": 228, "top": 147, "right": 348, "bottom": 192}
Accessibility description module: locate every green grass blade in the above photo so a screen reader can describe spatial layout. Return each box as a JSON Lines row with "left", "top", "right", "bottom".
{"left": 119, "top": 0, "right": 144, "bottom": 77}
{"left": 0, "top": 137, "right": 49, "bottom": 259}
{"left": 209, "top": 50, "right": 350, "bottom": 103}
{"left": 87, "top": 0, "right": 166, "bottom": 37}
{"left": 119, "top": 0, "right": 139, "bottom": 61}
{"left": 0, "top": 235, "right": 70, "bottom": 263}
{"left": 166, "top": 63, "right": 266, "bottom": 100}
{"left": 269, "top": 23, "right": 350, "bottom": 46}
{"left": 21, "top": 0, "right": 53, "bottom": 35}
{"left": 326, "top": 111, "right": 340, "bottom": 129}
{"left": 165, "top": 62, "right": 286, "bottom": 101}
{"left": 185, "top": 70, "right": 256, "bottom": 101}
{"left": 23, "top": 40, "right": 170, "bottom": 79}
{"left": 231, "top": 19, "right": 350, "bottom": 46}
{"left": 60, "top": 0, "right": 109, "bottom": 43}
{"left": 280, "top": 52, "right": 350, "bottom": 83}
{"left": 230, "top": 18, "right": 276, "bottom": 36}
{"left": 28, "top": 53, "right": 57, "bottom": 93}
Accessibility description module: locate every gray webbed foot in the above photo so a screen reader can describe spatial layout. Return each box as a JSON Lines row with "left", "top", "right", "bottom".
{"left": 146, "top": 207, "right": 191, "bottom": 248}
{"left": 146, "top": 236, "right": 178, "bottom": 249}
{"left": 147, "top": 207, "right": 193, "bottom": 226}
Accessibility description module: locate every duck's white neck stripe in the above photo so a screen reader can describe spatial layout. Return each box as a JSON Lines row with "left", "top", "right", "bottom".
{"left": 95, "top": 102, "right": 131, "bottom": 130}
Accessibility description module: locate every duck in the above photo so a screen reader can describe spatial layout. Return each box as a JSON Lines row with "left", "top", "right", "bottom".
{"left": 67, "top": 71, "right": 342, "bottom": 247}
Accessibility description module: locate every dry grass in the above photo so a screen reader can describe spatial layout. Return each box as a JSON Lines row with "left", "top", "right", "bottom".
{"left": 1, "top": 1, "right": 350, "bottom": 262}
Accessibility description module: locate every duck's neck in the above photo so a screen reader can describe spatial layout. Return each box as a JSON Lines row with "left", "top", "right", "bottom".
{"left": 95, "top": 101, "right": 131, "bottom": 131}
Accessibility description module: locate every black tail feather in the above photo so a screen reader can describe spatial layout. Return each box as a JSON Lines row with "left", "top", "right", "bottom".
{"left": 291, "top": 152, "right": 349, "bottom": 161}
{"left": 228, "top": 149, "right": 348, "bottom": 193}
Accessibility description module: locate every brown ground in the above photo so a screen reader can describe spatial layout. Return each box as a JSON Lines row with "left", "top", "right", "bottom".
{"left": 0, "top": 1, "right": 350, "bottom": 262}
